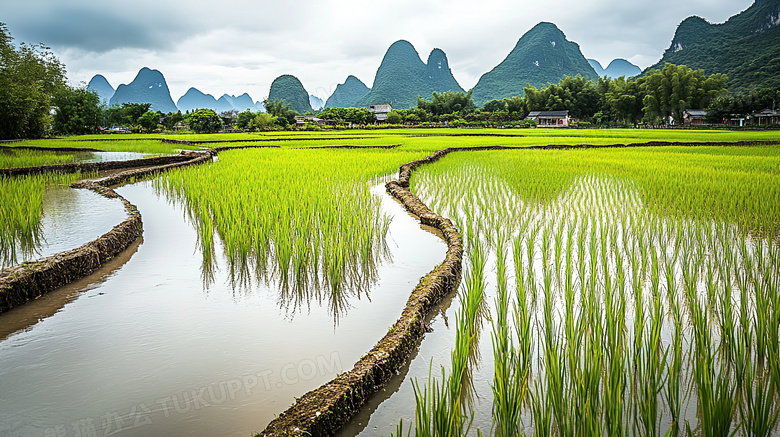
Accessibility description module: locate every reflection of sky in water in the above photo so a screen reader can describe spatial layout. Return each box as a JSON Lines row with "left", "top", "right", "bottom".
{"left": 158, "top": 179, "right": 397, "bottom": 323}
{"left": 74, "top": 151, "right": 149, "bottom": 163}
{"left": 0, "top": 180, "right": 445, "bottom": 437}
{"left": 0, "top": 185, "right": 127, "bottom": 268}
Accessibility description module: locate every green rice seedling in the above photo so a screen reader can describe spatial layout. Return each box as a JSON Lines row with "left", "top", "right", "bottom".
{"left": 687, "top": 289, "right": 739, "bottom": 437}
{"left": 491, "top": 241, "right": 527, "bottom": 437}
{"left": 632, "top": 290, "right": 668, "bottom": 437}
{"left": 0, "top": 172, "right": 82, "bottom": 267}
{"left": 0, "top": 149, "right": 79, "bottom": 168}
{"left": 406, "top": 143, "right": 780, "bottom": 436}
{"left": 737, "top": 355, "right": 779, "bottom": 437}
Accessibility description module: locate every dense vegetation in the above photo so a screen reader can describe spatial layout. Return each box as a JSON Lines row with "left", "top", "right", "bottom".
{"left": 375, "top": 64, "right": 729, "bottom": 127}
{"left": 355, "top": 41, "right": 464, "bottom": 110}
{"left": 268, "top": 74, "right": 313, "bottom": 114}
{"left": 52, "top": 86, "right": 103, "bottom": 135}
{"left": 646, "top": 0, "right": 780, "bottom": 92}
{"left": 0, "top": 23, "right": 66, "bottom": 139}
{"left": 707, "top": 86, "right": 780, "bottom": 122}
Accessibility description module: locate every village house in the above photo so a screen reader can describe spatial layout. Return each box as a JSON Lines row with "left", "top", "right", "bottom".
{"left": 294, "top": 115, "right": 327, "bottom": 127}
{"left": 368, "top": 103, "right": 392, "bottom": 122}
{"left": 753, "top": 108, "right": 780, "bottom": 125}
{"left": 525, "top": 110, "right": 572, "bottom": 127}
{"left": 682, "top": 109, "right": 709, "bottom": 126}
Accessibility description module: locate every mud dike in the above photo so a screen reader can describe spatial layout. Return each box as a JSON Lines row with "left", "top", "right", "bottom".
{"left": 0, "top": 151, "right": 213, "bottom": 313}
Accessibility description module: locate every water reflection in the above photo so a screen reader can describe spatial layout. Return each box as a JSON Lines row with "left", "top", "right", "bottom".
{"left": 0, "top": 182, "right": 128, "bottom": 269}
{"left": 156, "top": 180, "right": 394, "bottom": 323}
{"left": 0, "top": 180, "right": 446, "bottom": 437}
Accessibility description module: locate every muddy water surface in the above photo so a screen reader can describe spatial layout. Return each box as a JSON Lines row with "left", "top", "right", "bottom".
{"left": 0, "top": 185, "right": 128, "bottom": 269}
{"left": 74, "top": 151, "right": 149, "bottom": 163}
{"left": 0, "top": 181, "right": 445, "bottom": 437}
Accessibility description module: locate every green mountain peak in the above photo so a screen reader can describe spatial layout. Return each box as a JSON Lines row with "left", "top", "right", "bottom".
{"left": 268, "top": 74, "right": 312, "bottom": 113}
{"left": 355, "top": 40, "right": 464, "bottom": 109}
{"left": 470, "top": 22, "right": 598, "bottom": 106}
{"left": 646, "top": 0, "right": 780, "bottom": 91}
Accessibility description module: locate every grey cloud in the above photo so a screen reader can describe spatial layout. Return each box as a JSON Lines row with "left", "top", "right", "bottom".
{"left": 5, "top": 3, "right": 195, "bottom": 53}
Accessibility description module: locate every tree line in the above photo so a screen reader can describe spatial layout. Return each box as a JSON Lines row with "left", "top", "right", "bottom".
{"left": 386, "top": 63, "right": 731, "bottom": 127}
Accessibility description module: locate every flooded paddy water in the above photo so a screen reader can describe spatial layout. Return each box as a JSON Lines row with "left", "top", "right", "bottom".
{"left": 0, "top": 184, "right": 128, "bottom": 269}
{"left": 342, "top": 146, "right": 780, "bottom": 436}
{"left": 2, "top": 139, "right": 778, "bottom": 437}
{"left": 0, "top": 179, "right": 446, "bottom": 436}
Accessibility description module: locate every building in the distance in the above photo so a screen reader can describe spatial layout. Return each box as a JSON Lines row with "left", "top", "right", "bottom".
{"left": 368, "top": 104, "right": 392, "bottom": 122}
{"left": 525, "top": 110, "right": 571, "bottom": 127}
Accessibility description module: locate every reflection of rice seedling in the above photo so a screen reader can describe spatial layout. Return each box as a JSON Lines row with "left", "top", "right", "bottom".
{"left": 404, "top": 144, "right": 780, "bottom": 435}
{"left": 0, "top": 172, "right": 81, "bottom": 267}
{"left": 155, "top": 147, "right": 422, "bottom": 320}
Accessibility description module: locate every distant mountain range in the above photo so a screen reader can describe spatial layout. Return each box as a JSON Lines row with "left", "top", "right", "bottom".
{"left": 309, "top": 95, "right": 324, "bottom": 110}
{"left": 92, "top": 71, "right": 263, "bottom": 114}
{"left": 646, "top": 0, "right": 780, "bottom": 91}
{"left": 88, "top": 2, "right": 779, "bottom": 114}
{"left": 588, "top": 59, "right": 641, "bottom": 79}
{"left": 268, "top": 74, "right": 313, "bottom": 113}
{"left": 354, "top": 41, "right": 464, "bottom": 109}
{"left": 176, "top": 88, "right": 263, "bottom": 113}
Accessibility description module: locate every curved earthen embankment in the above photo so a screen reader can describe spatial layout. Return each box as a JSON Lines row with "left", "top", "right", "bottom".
{"left": 164, "top": 137, "right": 380, "bottom": 146}
{"left": 0, "top": 153, "right": 198, "bottom": 177}
{"left": 0, "top": 151, "right": 213, "bottom": 314}
{"left": 301, "top": 144, "right": 401, "bottom": 150}
{"left": 259, "top": 150, "right": 463, "bottom": 437}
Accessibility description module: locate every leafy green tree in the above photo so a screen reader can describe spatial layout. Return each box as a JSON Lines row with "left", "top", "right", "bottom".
{"left": 235, "top": 109, "right": 256, "bottom": 130}
{"left": 642, "top": 63, "right": 727, "bottom": 125}
{"left": 705, "top": 86, "right": 780, "bottom": 122}
{"left": 482, "top": 99, "right": 506, "bottom": 112}
{"left": 417, "top": 90, "right": 476, "bottom": 116}
{"left": 319, "top": 107, "right": 376, "bottom": 125}
{"left": 161, "top": 111, "right": 184, "bottom": 131}
{"left": 0, "top": 22, "right": 66, "bottom": 139}
{"left": 262, "top": 98, "right": 298, "bottom": 125}
{"left": 386, "top": 110, "right": 402, "bottom": 124}
{"left": 250, "top": 113, "right": 274, "bottom": 131}
{"left": 138, "top": 111, "right": 162, "bottom": 132}
{"left": 186, "top": 108, "right": 222, "bottom": 134}
{"left": 104, "top": 103, "right": 152, "bottom": 127}
{"left": 597, "top": 76, "right": 645, "bottom": 125}
{"left": 524, "top": 75, "right": 600, "bottom": 120}
{"left": 272, "top": 115, "right": 289, "bottom": 128}
{"left": 52, "top": 86, "right": 102, "bottom": 135}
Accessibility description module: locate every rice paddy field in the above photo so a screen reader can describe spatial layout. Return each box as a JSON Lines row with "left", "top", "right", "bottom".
{"left": 0, "top": 128, "right": 779, "bottom": 437}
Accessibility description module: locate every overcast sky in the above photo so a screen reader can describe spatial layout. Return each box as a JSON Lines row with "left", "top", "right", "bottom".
{"left": 4, "top": 0, "right": 753, "bottom": 103}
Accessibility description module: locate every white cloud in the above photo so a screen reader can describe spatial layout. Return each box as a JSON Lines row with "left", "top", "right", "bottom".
{"left": 5, "top": 0, "right": 755, "bottom": 101}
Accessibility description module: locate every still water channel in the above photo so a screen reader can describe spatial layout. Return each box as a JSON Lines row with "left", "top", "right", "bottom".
{"left": 0, "top": 181, "right": 445, "bottom": 436}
